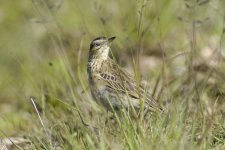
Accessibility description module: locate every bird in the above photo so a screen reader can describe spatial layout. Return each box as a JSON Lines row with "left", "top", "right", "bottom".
{"left": 87, "top": 36, "right": 163, "bottom": 115}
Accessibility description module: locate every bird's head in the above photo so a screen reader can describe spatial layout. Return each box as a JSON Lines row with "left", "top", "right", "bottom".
{"left": 89, "top": 36, "right": 116, "bottom": 60}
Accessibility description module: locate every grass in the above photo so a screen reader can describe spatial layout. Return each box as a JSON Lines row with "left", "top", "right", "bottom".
{"left": 0, "top": 0, "right": 225, "bottom": 149}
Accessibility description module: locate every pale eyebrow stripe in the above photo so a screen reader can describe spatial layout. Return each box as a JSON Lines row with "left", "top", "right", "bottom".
{"left": 94, "top": 39, "right": 105, "bottom": 43}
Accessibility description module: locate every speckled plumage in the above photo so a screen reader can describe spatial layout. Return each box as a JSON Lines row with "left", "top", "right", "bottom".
{"left": 87, "top": 37, "right": 162, "bottom": 113}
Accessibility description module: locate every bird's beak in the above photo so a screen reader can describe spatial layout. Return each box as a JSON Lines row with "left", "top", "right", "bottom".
{"left": 108, "top": 36, "right": 116, "bottom": 43}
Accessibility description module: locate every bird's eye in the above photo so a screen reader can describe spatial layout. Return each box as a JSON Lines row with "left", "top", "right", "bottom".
{"left": 95, "top": 43, "right": 100, "bottom": 47}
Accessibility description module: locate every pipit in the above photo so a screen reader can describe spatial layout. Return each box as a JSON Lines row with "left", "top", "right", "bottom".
{"left": 87, "top": 37, "right": 162, "bottom": 114}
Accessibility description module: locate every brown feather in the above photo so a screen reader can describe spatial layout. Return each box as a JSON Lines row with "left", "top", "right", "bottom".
{"left": 96, "top": 58, "right": 162, "bottom": 112}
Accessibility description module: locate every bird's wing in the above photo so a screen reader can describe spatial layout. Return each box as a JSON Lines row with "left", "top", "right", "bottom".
{"left": 98, "top": 59, "right": 162, "bottom": 112}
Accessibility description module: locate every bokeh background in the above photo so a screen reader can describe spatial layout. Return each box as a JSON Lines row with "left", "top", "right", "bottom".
{"left": 0, "top": 0, "right": 225, "bottom": 149}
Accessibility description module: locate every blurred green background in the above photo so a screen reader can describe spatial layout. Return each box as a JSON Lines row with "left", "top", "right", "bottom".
{"left": 0, "top": 0, "right": 225, "bottom": 149}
